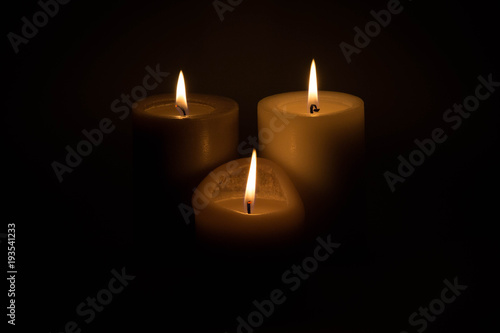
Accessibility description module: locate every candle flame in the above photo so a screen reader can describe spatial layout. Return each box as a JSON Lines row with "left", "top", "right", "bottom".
{"left": 308, "top": 59, "right": 319, "bottom": 113}
{"left": 176, "top": 70, "right": 189, "bottom": 115}
{"left": 244, "top": 149, "right": 257, "bottom": 214}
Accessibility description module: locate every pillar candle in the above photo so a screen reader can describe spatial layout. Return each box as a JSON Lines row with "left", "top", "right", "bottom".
{"left": 257, "top": 60, "right": 364, "bottom": 219}
{"left": 133, "top": 72, "right": 239, "bottom": 223}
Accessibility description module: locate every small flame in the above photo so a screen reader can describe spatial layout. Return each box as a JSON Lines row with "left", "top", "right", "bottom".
{"left": 308, "top": 59, "right": 319, "bottom": 113}
{"left": 176, "top": 70, "right": 189, "bottom": 115}
{"left": 244, "top": 149, "right": 257, "bottom": 214}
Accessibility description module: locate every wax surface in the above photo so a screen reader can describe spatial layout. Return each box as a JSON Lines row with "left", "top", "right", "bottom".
{"left": 214, "top": 198, "right": 288, "bottom": 215}
{"left": 144, "top": 102, "right": 215, "bottom": 117}
{"left": 279, "top": 98, "right": 352, "bottom": 115}
{"left": 258, "top": 91, "right": 364, "bottom": 220}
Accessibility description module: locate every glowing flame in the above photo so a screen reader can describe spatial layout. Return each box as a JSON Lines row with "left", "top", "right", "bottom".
{"left": 308, "top": 59, "right": 319, "bottom": 114}
{"left": 244, "top": 149, "right": 257, "bottom": 214}
{"left": 176, "top": 70, "right": 189, "bottom": 116}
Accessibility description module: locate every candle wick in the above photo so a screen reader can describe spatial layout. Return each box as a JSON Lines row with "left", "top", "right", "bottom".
{"left": 310, "top": 104, "right": 320, "bottom": 114}
{"left": 247, "top": 201, "right": 251, "bottom": 214}
{"left": 175, "top": 105, "right": 187, "bottom": 116}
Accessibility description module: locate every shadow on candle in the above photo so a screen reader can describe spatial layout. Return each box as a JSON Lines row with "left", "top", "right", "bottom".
{"left": 134, "top": 93, "right": 239, "bottom": 210}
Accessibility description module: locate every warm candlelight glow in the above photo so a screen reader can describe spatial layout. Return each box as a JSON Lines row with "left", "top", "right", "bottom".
{"left": 308, "top": 59, "right": 319, "bottom": 114}
{"left": 176, "top": 70, "right": 189, "bottom": 115}
{"left": 244, "top": 149, "right": 257, "bottom": 214}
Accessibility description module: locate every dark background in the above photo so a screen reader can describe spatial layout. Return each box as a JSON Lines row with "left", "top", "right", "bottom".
{"left": 3, "top": 0, "right": 499, "bottom": 332}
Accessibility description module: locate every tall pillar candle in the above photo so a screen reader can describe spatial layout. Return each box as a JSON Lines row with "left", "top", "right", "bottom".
{"left": 258, "top": 61, "right": 364, "bottom": 221}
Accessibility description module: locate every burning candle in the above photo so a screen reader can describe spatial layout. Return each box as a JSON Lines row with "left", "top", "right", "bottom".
{"left": 133, "top": 71, "right": 239, "bottom": 215}
{"left": 195, "top": 149, "right": 305, "bottom": 249}
{"left": 258, "top": 60, "right": 364, "bottom": 218}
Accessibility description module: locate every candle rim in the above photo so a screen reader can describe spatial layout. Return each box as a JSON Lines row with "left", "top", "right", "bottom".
{"left": 258, "top": 91, "right": 363, "bottom": 117}
{"left": 133, "top": 93, "right": 238, "bottom": 119}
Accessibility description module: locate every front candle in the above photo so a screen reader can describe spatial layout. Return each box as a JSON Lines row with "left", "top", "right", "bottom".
{"left": 195, "top": 151, "right": 305, "bottom": 250}
{"left": 258, "top": 61, "right": 364, "bottom": 219}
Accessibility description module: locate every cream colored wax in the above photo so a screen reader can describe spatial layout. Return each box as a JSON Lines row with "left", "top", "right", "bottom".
{"left": 195, "top": 157, "right": 304, "bottom": 249}
{"left": 258, "top": 91, "right": 364, "bottom": 218}
{"left": 133, "top": 93, "right": 239, "bottom": 200}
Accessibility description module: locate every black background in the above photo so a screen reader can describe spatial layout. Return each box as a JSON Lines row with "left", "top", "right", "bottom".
{"left": 3, "top": 0, "right": 499, "bottom": 332}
